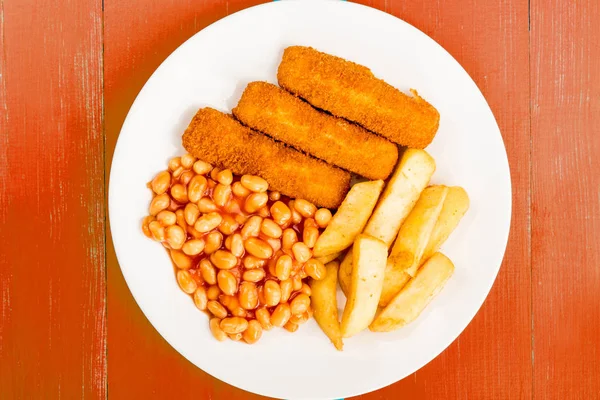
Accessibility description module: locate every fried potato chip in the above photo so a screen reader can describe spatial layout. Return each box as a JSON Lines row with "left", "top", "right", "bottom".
{"left": 313, "top": 180, "right": 384, "bottom": 257}
{"left": 310, "top": 261, "right": 343, "bottom": 350}
{"left": 379, "top": 185, "right": 448, "bottom": 306}
{"left": 340, "top": 235, "right": 387, "bottom": 337}
{"left": 370, "top": 252, "right": 454, "bottom": 332}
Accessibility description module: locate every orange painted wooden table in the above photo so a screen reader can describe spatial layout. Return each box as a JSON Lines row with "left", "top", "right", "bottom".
{"left": 1, "top": 0, "right": 598, "bottom": 398}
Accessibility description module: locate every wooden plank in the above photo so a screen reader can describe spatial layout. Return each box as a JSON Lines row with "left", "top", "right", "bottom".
{"left": 104, "top": 1, "right": 267, "bottom": 398}
{"left": 350, "top": 0, "right": 532, "bottom": 398}
{"left": 0, "top": 0, "right": 106, "bottom": 398}
{"left": 530, "top": 0, "right": 600, "bottom": 398}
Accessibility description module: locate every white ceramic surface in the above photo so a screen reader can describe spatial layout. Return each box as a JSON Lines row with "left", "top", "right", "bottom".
{"left": 109, "top": 1, "right": 512, "bottom": 399}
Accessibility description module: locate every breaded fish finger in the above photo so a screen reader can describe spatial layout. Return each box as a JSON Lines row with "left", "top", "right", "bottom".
{"left": 182, "top": 108, "right": 351, "bottom": 208}
{"left": 277, "top": 46, "right": 440, "bottom": 149}
{"left": 233, "top": 82, "right": 399, "bottom": 180}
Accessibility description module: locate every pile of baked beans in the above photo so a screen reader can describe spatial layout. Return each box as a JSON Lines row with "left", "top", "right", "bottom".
{"left": 142, "top": 153, "right": 332, "bottom": 344}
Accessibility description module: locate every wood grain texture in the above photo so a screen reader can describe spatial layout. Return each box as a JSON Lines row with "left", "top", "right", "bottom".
{"left": 349, "top": 0, "right": 533, "bottom": 398}
{"left": 530, "top": 0, "right": 600, "bottom": 398}
{"left": 0, "top": 0, "right": 106, "bottom": 398}
{"left": 104, "top": 1, "right": 267, "bottom": 399}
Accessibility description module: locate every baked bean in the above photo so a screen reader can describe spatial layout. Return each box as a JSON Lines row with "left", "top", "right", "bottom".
{"left": 230, "top": 182, "right": 249, "bottom": 199}
{"left": 269, "top": 191, "right": 281, "bottom": 201}
{"left": 263, "top": 280, "right": 282, "bottom": 307}
{"left": 304, "top": 258, "right": 326, "bottom": 280}
{"left": 165, "top": 225, "right": 186, "bottom": 249}
{"left": 149, "top": 193, "right": 170, "bottom": 216}
{"left": 243, "top": 255, "right": 266, "bottom": 269}
{"left": 293, "top": 199, "right": 317, "bottom": 218}
{"left": 268, "top": 258, "right": 277, "bottom": 277}
{"left": 244, "top": 192, "right": 269, "bottom": 213}
{"left": 280, "top": 278, "right": 293, "bottom": 303}
{"left": 244, "top": 237, "right": 273, "bottom": 259}
{"left": 182, "top": 239, "right": 205, "bottom": 256}
{"left": 283, "top": 321, "right": 299, "bottom": 332}
{"left": 177, "top": 270, "right": 197, "bottom": 294}
{"left": 183, "top": 203, "right": 199, "bottom": 226}
{"left": 314, "top": 208, "right": 332, "bottom": 227}
{"left": 290, "top": 293, "right": 310, "bottom": 315}
{"left": 228, "top": 333, "right": 243, "bottom": 341}
{"left": 197, "top": 197, "right": 218, "bottom": 213}
{"left": 240, "top": 175, "right": 268, "bottom": 193}
{"left": 167, "top": 198, "right": 181, "bottom": 212}
{"left": 181, "top": 153, "right": 196, "bottom": 169}
{"left": 243, "top": 320, "right": 263, "bottom": 344}
{"left": 261, "top": 219, "right": 283, "bottom": 238}
{"left": 209, "top": 318, "right": 228, "bottom": 341}
{"left": 271, "top": 303, "right": 291, "bottom": 327}
{"left": 204, "top": 231, "right": 223, "bottom": 254}
{"left": 298, "top": 269, "right": 308, "bottom": 279}
{"left": 149, "top": 221, "right": 166, "bottom": 241}
{"left": 210, "top": 167, "right": 221, "bottom": 181}
{"left": 292, "top": 275, "right": 303, "bottom": 291}
{"left": 217, "top": 270, "right": 237, "bottom": 295}
{"left": 304, "top": 218, "right": 318, "bottom": 229}
{"left": 224, "top": 235, "right": 232, "bottom": 250}
{"left": 187, "top": 175, "right": 207, "bottom": 203}
{"left": 216, "top": 169, "right": 233, "bottom": 185}
{"left": 207, "top": 300, "right": 228, "bottom": 319}
{"left": 224, "top": 200, "right": 241, "bottom": 215}
{"left": 151, "top": 171, "right": 171, "bottom": 195}
{"left": 220, "top": 295, "right": 247, "bottom": 318}
{"left": 142, "top": 216, "right": 154, "bottom": 238}
{"left": 230, "top": 233, "right": 245, "bottom": 258}
{"left": 242, "top": 268, "right": 265, "bottom": 283}
{"left": 220, "top": 317, "right": 248, "bottom": 334}
{"left": 290, "top": 312, "right": 309, "bottom": 325}
{"left": 255, "top": 308, "right": 273, "bottom": 331}
{"left": 210, "top": 250, "right": 238, "bottom": 270}
{"left": 282, "top": 229, "right": 298, "bottom": 250}
{"left": 292, "top": 242, "right": 312, "bottom": 263}
{"left": 234, "top": 213, "right": 248, "bottom": 226}
{"left": 218, "top": 215, "right": 239, "bottom": 236}
{"left": 257, "top": 206, "right": 271, "bottom": 218}
{"left": 194, "top": 212, "right": 222, "bottom": 233}
{"left": 241, "top": 215, "right": 262, "bottom": 239}
{"left": 156, "top": 210, "right": 176, "bottom": 226}
{"left": 238, "top": 281, "right": 258, "bottom": 310}
{"left": 170, "top": 184, "right": 188, "bottom": 203}
{"left": 303, "top": 227, "right": 319, "bottom": 249}
{"left": 193, "top": 287, "right": 208, "bottom": 311}
{"left": 180, "top": 170, "right": 194, "bottom": 185}
{"left": 300, "top": 283, "right": 312, "bottom": 296}
{"left": 187, "top": 225, "right": 203, "bottom": 239}
{"left": 168, "top": 156, "right": 181, "bottom": 171}
{"left": 275, "top": 254, "right": 293, "bottom": 281}
{"left": 172, "top": 166, "right": 184, "bottom": 179}
{"left": 170, "top": 249, "right": 192, "bottom": 269}
{"left": 213, "top": 183, "right": 232, "bottom": 207}
{"left": 206, "top": 285, "right": 221, "bottom": 300}
{"left": 199, "top": 259, "right": 217, "bottom": 285}
{"left": 257, "top": 285, "right": 266, "bottom": 305}
{"left": 175, "top": 209, "right": 187, "bottom": 230}
{"left": 207, "top": 178, "right": 217, "bottom": 190}
{"left": 270, "top": 201, "right": 292, "bottom": 226}
{"left": 265, "top": 237, "right": 282, "bottom": 253}
{"left": 193, "top": 160, "right": 212, "bottom": 175}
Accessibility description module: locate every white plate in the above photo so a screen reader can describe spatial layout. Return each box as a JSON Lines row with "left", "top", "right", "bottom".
{"left": 108, "top": 1, "right": 511, "bottom": 399}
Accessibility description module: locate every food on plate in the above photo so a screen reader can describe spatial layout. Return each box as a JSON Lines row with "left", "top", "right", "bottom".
{"left": 140, "top": 44, "right": 470, "bottom": 347}
{"left": 310, "top": 261, "right": 343, "bottom": 350}
{"left": 277, "top": 46, "right": 440, "bottom": 148}
{"left": 379, "top": 185, "right": 448, "bottom": 306}
{"left": 232, "top": 81, "right": 399, "bottom": 180}
{"left": 313, "top": 180, "right": 384, "bottom": 257}
{"left": 340, "top": 235, "right": 387, "bottom": 337}
{"left": 338, "top": 149, "right": 436, "bottom": 293}
{"left": 182, "top": 107, "right": 351, "bottom": 208}
{"left": 143, "top": 155, "right": 335, "bottom": 344}
{"left": 422, "top": 186, "right": 470, "bottom": 261}
{"left": 370, "top": 252, "right": 454, "bottom": 332}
